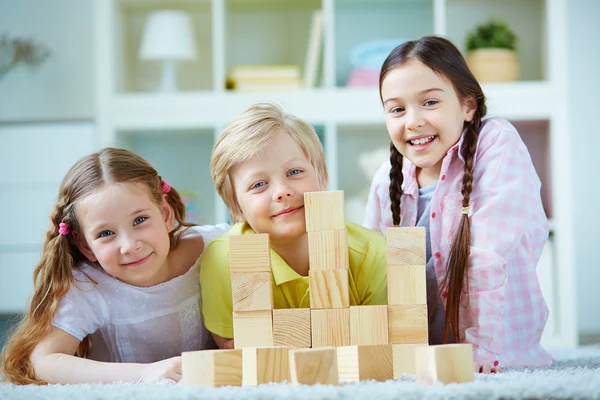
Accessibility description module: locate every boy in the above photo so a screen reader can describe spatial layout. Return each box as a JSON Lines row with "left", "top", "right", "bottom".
{"left": 201, "top": 102, "right": 387, "bottom": 349}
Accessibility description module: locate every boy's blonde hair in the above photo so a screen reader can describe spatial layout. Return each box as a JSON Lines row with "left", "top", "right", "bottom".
{"left": 211, "top": 102, "right": 328, "bottom": 219}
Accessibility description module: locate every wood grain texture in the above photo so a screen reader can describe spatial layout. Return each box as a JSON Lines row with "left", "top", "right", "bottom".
{"left": 273, "top": 308, "right": 311, "bottom": 348}
{"left": 289, "top": 348, "right": 339, "bottom": 385}
{"left": 182, "top": 349, "right": 242, "bottom": 387}
{"left": 309, "top": 269, "right": 350, "bottom": 309}
{"left": 304, "top": 191, "right": 345, "bottom": 232}
{"left": 415, "top": 344, "right": 474, "bottom": 385}
{"left": 311, "top": 308, "right": 350, "bottom": 348}
{"left": 387, "top": 265, "right": 427, "bottom": 305}
{"left": 233, "top": 310, "right": 273, "bottom": 349}
{"left": 308, "top": 229, "right": 349, "bottom": 270}
{"left": 229, "top": 234, "right": 271, "bottom": 273}
{"left": 387, "top": 227, "right": 426, "bottom": 265}
{"left": 388, "top": 305, "right": 429, "bottom": 344}
{"left": 231, "top": 272, "right": 273, "bottom": 311}
{"left": 349, "top": 305, "right": 389, "bottom": 346}
{"left": 337, "top": 344, "right": 393, "bottom": 383}
{"left": 242, "top": 346, "right": 291, "bottom": 386}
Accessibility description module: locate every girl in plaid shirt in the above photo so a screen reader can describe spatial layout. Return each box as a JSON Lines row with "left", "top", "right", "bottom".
{"left": 364, "top": 36, "right": 552, "bottom": 372}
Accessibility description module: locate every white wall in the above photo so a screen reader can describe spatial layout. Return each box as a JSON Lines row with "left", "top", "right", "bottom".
{"left": 568, "top": 0, "right": 600, "bottom": 334}
{"left": 0, "top": 0, "right": 94, "bottom": 121}
{"left": 0, "top": 0, "right": 95, "bottom": 315}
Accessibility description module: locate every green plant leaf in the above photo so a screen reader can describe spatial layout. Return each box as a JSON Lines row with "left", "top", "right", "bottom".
{"left": 465, "top": 18, "right": 518, "bottom": 52}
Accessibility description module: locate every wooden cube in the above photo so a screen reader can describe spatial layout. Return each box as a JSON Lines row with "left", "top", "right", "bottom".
{"left": 349, "top": 305, "right": 389, "bottom": 346}
{"left": 393, "top": 344, "right": 428, "bottom": 377}
{"left": 311, "top": 308, "right": 350, "bottom": 348}
{"left": 308, "top": 229, "right": 349, "bottom": 270}
{"left": 337, "top": 344, "right": 393, "bottom": 383}
{"left": 229, "top": 234, "right": 271, "bottom": 273}
{"left": 387, "top": 265, "right": 427, "bottom": 305}
{"left": 387, "top": 227, "right": 426, "bottom": 266}
{"left": 289, "top": 348, "right": 339, "bottom": 386}
{"left": 415, "top": 344, "right": 474, "bottom": 385}
{"left": 309, "top": 269, "right": 350, "bottom": 309}
{"left": 273, "top": 308, "right": 311, "bottom": 348}
{"left": 232, "top": 272, "right": 273, "bottom": 312}
{"left": 182, "top": 349, "right": 242, "bottom": 387}
{"left": 388, "top": 305, "right": 429, "bottom": 344}
{"left": 304, "top": 191, "right": 345, "bottom": 232}
{"left": 242, "top": 346, "right": 291, "bottom": 386}
{"left": 233, "top": 310, "right": 273, "bottom": 349}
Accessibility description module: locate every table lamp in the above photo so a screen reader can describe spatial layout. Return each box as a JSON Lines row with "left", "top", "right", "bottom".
{"left": 139, "top": 10, "right": 197, "bottom": 92}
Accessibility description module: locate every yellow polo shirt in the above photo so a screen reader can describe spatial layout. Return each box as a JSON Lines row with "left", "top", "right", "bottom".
{"left": 199, "top": 221, "right": 388, "bottom": 339}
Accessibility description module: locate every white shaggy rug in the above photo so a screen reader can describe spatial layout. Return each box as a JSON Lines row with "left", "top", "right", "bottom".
{"left": 1, "top": 346, "right": 600, "bottom": 400}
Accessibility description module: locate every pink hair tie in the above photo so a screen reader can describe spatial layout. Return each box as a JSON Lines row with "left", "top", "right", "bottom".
{"left": 161, "top": 180, "right": 171, "bottom": 193}
{"left": 58, "top": 222, "right": 70, "bottom": 236}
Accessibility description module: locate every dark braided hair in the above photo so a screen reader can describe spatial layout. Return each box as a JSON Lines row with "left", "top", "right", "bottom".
{"left": 379, "top": 36, "right": 487, "bottom": 342}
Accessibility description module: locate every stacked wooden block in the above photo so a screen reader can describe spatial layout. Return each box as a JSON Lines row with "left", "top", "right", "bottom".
{"left": 182, "top": 190, "right": 475, "bottom": 387}
{"left": 229, "top": 233, "right": 274, "bottom": 348}
{"left": 386, "top": 226, "right": 429, "bottom": 377}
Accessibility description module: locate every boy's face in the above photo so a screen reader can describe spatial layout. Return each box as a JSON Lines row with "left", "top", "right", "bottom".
{"left": 231, "top": 129, "right": 323, "bottom": 243}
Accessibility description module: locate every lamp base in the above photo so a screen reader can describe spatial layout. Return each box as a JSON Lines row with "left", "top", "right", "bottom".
{"left": 158, "top": 60, "right": 179, "bottom": 92}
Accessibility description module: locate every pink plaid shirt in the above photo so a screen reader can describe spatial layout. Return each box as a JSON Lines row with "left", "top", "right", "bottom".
{"left": 364, "top": 118, "right": 552, "bottom": 367}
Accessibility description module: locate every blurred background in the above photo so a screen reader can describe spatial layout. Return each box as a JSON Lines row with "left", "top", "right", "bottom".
{"left": 0, "top": 0, "right": 598, "bottom": 352}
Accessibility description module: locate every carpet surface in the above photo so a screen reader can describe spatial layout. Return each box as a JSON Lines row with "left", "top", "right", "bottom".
{"left": 1, "top": 346, "right": 600, "bottom": 400}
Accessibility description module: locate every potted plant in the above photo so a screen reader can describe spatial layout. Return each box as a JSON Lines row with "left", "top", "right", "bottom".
{"left": 465, "top": 19, "right": 519, "bottom": 83}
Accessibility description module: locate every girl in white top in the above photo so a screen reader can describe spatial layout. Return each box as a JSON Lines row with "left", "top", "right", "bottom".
{"left": 1, "top": 148, "right": 229, "bottom": 385}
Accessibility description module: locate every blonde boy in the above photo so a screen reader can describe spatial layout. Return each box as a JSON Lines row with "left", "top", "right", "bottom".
{"left": 201, "top": 102, "right": 387, "bottom": 348}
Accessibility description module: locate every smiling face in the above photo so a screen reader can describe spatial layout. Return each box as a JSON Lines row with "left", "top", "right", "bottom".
{"left": 231, "top": 129, "right": 323, "bottom": 243}
{"left": 381, "top": 59, "right": 476, "bottom": 178}
{"left": 76, "top": 182, "right": 174, "bottom": 287}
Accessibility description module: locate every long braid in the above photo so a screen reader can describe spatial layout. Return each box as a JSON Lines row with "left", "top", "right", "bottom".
{"left": 389, "top": 142, "right": 404, "bottom": 226}
{"left": 441, "top": 112, "right": 482, "bottom": 343}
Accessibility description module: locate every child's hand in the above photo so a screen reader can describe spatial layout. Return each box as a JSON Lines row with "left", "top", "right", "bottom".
{"left": 474, "top": 361, "right": 501, "bottom": 374}
{"left": 139, "top": 356, "right": 182, "bottom": 383}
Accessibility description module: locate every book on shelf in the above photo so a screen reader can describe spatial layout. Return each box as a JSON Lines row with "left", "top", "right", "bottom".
{"left": 303, "top": 9, "right": 324, "bottom": 88}
{"left": 227, "top": 64, "right": 302, "bottom": 92}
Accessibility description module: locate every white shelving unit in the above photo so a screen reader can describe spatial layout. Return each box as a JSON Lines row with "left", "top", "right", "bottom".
{"left": 94, "top": 0, "right": 577, "bottom": 349}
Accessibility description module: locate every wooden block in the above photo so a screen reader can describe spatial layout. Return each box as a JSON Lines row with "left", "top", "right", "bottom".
{"left": 308, "top": 229, "right": 349, "bottom": 270}
{"left": 289, "top": 348, "right": 339, "bottom": 385}
{"left": 273, "top": 308, "right": 311, "bottom": 348}
{"left": 242, "top": 346, "right": 291, "bottom": 386}
{"left": 182, "top": 349, "right": 242, "bottom": 387}
{"left": 309, "top": 269, "right": 350, "bottom": 309}
{"left": 311, "top": 308, "right": 350, "bottom": 348}
{"left": 336, "top": 344, "right": 393, "bottom": 383}
{"left": 387, "top": 265, "right": 427, "bottom": 305}
{"left": 229, "top": 234, "right": 271, "bottom": 273}
{"left": 232, "top": 272, "right": 273, "bottom": 311}
{"left": 387, "top": 227, "right": 426, "bottom": 265}
{"left": 233, "top": 310, "right": 273, "bottom": 349}
{"left": 304, "top": 190, "right": 345, "bottom": 232}
{"left": 415, "top": 344, "right": 474, "bottom": 385}
{"left": 393, "top": 344, "right": 428, "bottom": 377}
{"left": 388, "top": 305, "right": 429, "bottom": 344}
{"left": 349, "top": 305, "right": 389, "bottom": 345}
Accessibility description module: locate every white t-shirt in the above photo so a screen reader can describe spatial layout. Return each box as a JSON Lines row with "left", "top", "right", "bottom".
{"left": 52, "top": 224, "right": 230, "bottom": 363}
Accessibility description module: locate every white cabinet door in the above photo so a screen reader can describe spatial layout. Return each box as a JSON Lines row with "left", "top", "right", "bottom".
{"left": 0, "top": 122, "right": 94, "bottom": 314}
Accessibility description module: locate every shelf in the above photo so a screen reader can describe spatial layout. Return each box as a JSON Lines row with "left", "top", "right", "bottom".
{"left": 446, "top": 0, "right": 546, "bottom": 81}
{"left": 114, "top": 0, "right": 214, "bottom": 92}
{"left": 334, "top": 0, "right": 435, "bottom": 86}
{"left": 224, "top": 0, "right": 321, "bottom": 81}
{"left": 111, "top": 81, "right": 555, "bottom": 129}
{"left": 118, "top": 128, "right": 217, "bottom": 225}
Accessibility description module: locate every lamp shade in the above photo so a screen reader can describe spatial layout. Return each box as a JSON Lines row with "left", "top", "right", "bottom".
{"left": 139, "top": 10, "right": 197, "bottom": 61}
